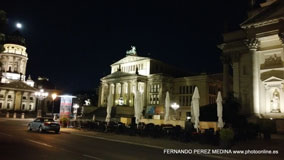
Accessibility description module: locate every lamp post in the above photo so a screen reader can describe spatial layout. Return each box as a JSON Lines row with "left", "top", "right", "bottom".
{"left": 51, "top": 93, "right": 57, "bottom": 119}
{"left": 35, "top": 89, "right": 48, "bottom": 117}
{"left": 171, "top": 103, "right": 180, "bottom": 120}
{"left": 73, "top": 104, "right": 79, "bottom": 120}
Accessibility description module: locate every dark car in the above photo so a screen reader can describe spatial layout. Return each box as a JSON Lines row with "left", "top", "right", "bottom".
{"left": 28, "top": 117, "right": 60, "bottom": 134}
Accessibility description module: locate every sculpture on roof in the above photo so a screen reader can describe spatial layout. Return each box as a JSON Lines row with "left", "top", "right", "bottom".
{"left": 126, "top": 46, "right": 137, "bottom": 56}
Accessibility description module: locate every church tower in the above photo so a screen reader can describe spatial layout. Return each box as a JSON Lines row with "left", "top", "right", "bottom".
{"left": 0, "top": 30, "right": 28, "bottom": 83}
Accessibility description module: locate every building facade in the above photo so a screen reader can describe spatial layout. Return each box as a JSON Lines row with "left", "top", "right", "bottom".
{"left": 219, "top": 0, "right": 284, "bottom": 119}
{"left": 0, "top": 31, "right": 36, "bottom": 112}
{"left": 98, "top": 46, "right": 222, "bottom": 120}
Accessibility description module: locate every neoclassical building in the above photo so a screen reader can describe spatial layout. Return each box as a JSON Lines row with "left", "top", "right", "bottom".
{"left": 0, "top": 31, "right": 36, "bottom": 112}
{"left": 219, "top": 0, "right": 284, "bottom": 119}
{"left": 98, "top": 46, "right": 222, "bottom": 120}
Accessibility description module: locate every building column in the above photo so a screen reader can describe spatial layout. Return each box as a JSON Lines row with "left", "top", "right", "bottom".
{"left": 3, "top": 90, "right": 7, "bottom": 109}
{"left": 142, "top": 82, "right": 146, "bottom": 108}
{"left": 221, "top": 56, "right": 230, "bottom": 98}
{"left": 113, "top": 83, "right": 116, "bottom": 106}
{"left": 127, "top": 82, "right": 131, "bottom": 106}
{"left": 13, "top": 91, "right": 16, "bottom": 111}
{"left": 232, "top": 54, "right": 240, "bottom": 99}
{"left": 136, "top": 80, "right": 139, "bottom": 95}
{"left": 20, "top": 92, "right": 23, "bottom": 111}
{"left": 18, "top": 58, "right": 22, "bottom": 74}
{"left": 247, "top": 39, "right": 260, "bottom": 116}
{"left": 252, "top": 48, "right": 260, "bottom": 116}
{"left": 5, "top": 90, "right": 10, "bottom": 110}
{"left": 98, "top": 84, "right": 103, "bottom": 107}
{"left": 100, "top": 83, "right": 106, "bottom": 107}
{"left": 27, "top": 93, "right": 31, "bottom": 111}
{"left": 120, "top": 82, "right": 123, "bottom": 97}
{"left": 159, "top": 83, "right": 162, "bottom": 105}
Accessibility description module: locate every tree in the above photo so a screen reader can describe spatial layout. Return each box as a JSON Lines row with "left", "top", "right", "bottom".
{"left": 0, "top": 10, "right": 7, "bottom": 53}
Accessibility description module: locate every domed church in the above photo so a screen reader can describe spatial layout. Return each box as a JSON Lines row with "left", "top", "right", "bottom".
{"left": 0, "top": 30, "right": 36, "bottom": 111}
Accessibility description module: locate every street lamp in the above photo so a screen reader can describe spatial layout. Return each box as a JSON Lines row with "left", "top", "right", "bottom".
{"left": 51, "top": 93, "right": 57, "bottom": 119}
{"left": 73, "top": 104, "right": 79, "bottom": 120}
{"left": 35, "top": 89, "right": 48, "bottom": 117}
{"left": 171, "top": 103, "right": 180, "bottom": 120}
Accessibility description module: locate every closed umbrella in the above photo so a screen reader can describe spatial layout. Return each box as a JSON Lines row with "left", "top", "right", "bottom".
{"left": 134, "top": 92, "right": 142, "bottom": 124}
{"left": 190, "top": 100, "right": 195, "bottom": 123}
{"left": 105, "top": 91, "right": 113, "bottom": 122}
{"left": 164, "top": 91, "right": 170, "bottom": 121}
{"left": 216, "top": 91, "right": 224, "bottom": 129}
{"left": 192, "top": 86, "right": 200, "bottom": 132}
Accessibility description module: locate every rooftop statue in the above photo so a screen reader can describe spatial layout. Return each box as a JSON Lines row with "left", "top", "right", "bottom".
{"left": 126, "top": 46, "right": 137, "bottom": 56}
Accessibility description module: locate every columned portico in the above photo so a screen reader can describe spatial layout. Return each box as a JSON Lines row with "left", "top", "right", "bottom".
{"left": 0, "top": 81, "right": 36, "bottom": 111}
{"left": 99, "top": 71, "right": 147, "bottom": 109}
{"left": 219, "top": 0, "right": 284, "bottom": 121}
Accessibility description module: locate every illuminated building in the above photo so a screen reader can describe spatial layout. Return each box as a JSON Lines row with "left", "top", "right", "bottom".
{"left": 0, "top": 30, "right": 37, "bottom": 111}
{"left": 219, "top": 0, "right": 284, "bottom": 119}
{"left": 98, "top": 46, "right": 222, "bottom": 120}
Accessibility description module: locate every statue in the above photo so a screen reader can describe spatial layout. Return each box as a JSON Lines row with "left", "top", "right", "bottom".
{"left": 271, "top": 89, "right": 280, "bottom": 113}
{"left": 126, "top": 46, "right": 137, "bottom": 55}
{"left": 84, "top": 99, "right": 91, "bottom": 106}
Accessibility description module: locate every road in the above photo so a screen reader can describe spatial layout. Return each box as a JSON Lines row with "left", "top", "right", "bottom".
{"left": 0, "top": 118, "right": 220, "bottom": 160}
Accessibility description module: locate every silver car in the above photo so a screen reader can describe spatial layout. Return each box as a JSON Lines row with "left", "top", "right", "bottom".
{"left": 28, "top": 117, "right": 60, "bottom": 134}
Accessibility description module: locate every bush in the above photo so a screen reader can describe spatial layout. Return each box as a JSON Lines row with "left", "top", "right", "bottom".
{"left": 60, "top": 117, "right": 69, "bottom": 127}
{"left": 220, "top": 128, "right": 234, "bottom": 141}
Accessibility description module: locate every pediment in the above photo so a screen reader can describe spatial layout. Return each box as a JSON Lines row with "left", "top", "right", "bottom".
{"left": 101, "top": 71, "right": 138, "bottom": 80}
{"left": 111, "top": 56, "right": 149, "bottom": 66}
{"left": 263, "top": 76, "right": 284, "bottom": 82}
{"left": 0, "top": 81, "right": 36, "bottom": 91}
{"left": 261, "top": 70, "right": 284, "bottom": 81}
{"left": 241, "top": 1, "right": 284, "bottom": 28}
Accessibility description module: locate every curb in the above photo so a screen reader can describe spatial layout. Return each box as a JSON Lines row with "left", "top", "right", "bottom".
{"left": 60, "top": 131, "right": 71, "bottom": 134}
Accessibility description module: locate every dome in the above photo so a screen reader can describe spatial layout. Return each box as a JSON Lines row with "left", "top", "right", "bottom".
{"left": 5, "top": 30, "right": 26, "bottom": 46}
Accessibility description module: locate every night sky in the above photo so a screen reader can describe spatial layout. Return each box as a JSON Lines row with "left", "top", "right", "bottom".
{"left": 1, "top": 0, "right": 248, "bottom": 93}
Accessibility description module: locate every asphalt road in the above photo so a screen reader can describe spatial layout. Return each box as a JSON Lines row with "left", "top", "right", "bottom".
{"left": 0, "top": 118, "right": 220, "bottom": 160}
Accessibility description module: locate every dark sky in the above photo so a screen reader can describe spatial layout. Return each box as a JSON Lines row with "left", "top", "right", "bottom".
{"left": 1, "top": 0, "right": 248, "bottom": 93}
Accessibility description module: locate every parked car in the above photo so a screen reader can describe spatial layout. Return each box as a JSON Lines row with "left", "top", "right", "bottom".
{"left": 28, "top": 117, "right": 60, "bottom": 134}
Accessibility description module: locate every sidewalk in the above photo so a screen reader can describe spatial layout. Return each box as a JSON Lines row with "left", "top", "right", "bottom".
{"left": 60, "top": 127, "right": 284, "bottom": 160}
{"left": 0, "top": 117, "right": 34, "bottom": 121}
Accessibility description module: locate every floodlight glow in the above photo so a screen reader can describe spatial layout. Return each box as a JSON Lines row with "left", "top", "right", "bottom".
{"left": 51, "top": 93, "right": 57, "bottom": 100}
{"left": 171, "top": 103, "right": 180, "bottom": 110}
{"left": 73, "top": 104, "right": 79, "bottom": 109}
{"left": 16, "top": 23, "right": 22, "bottom": 29}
